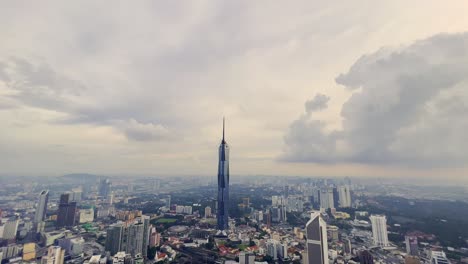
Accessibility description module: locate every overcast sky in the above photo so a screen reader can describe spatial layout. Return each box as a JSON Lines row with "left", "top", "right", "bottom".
{"left": 1, "top": 1, "right": 468, "bottom": 179}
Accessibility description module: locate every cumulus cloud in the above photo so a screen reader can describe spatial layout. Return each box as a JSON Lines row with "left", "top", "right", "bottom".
{"left": 283, "top": 32, "right": 468, "bottom": 167}
{"left": 0, "top": 56, "right": 170, "bottom": 141}
{"left": 305, "top": 93, "right": 330, "bottom": 113}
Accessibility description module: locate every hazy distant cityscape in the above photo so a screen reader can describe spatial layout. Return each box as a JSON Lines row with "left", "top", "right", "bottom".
{"left": 2, "top": 146, "right": 468, "bottom": 264}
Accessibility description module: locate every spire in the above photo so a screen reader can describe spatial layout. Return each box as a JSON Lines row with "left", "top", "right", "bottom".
{"left": 222, "top": 117, "right": 226, "bottom": 144}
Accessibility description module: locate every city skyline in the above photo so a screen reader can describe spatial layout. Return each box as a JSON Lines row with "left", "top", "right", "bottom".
{"left": 1, "top": 2, "right": 468, "bottom": 179}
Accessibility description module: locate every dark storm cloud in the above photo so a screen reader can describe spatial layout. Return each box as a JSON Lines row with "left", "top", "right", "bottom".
{"left": 283, "top": 32, "right": 468, "bottom": 167}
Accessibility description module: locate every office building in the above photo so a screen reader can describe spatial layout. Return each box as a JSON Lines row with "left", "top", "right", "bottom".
{"left": 405, "top": 236, "right": 419, "bottom": 256}
{"left": 42, "top": 246, "right": 65, "bottom": 264}
{"left": 149, "top": 227, "right": 161, "bottom": 247}
{"left": 217, "top": 119, "right": 230, "bottom": 234}
{"left": 327, "top": 225, "right": 339, "bottom": 242}
{"left": 35, "top": 190, "right": 49, "bottom": 222}
{"left": 98, "top": 178, "right": 112, "bottom": 197}
{"left": 338, "top": 186, "right": 352, "bottom": 208}
{"left": 319, "top": 189, "right": 334, "bottom": 210}
{"left": 370, "top": 215, "right": 389, "bottom": 247}
{"left": 303, "top": 212, "right": 329, "bottom": 264}
{"left": 105, "top": 217, "right": 150, "bottom": 258}
{"left": 205, "top": 206, "right": 212, "bottom": 218}
{"left": 105, "top": 223, "right": 124, "bottom": 256}
{"left": 2, "top": 218, "right": 19, "bottom": 240}
{"left": 266, "top": 240, "right": 278, "bottom": 260}
{"left": 57, "top": 193, "right": 76, "bottom": 228}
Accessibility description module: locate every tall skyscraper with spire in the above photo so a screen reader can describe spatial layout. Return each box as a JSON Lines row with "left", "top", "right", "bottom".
{"left": 217, "top": 118, "right": 230, "bottom": 234}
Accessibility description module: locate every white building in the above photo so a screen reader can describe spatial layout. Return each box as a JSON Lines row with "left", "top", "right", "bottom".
{"left": 369, "top": 215, "right": 389, "bottom": 247}
{"left": 338, "top": 186, "right": 352, "bottom": 208}
{"left": 2, "top": 219, "right": 19, "bottom": 240}
{"left": 430, "top": 251, "right": 450, "bottom": 264}
{"left": 320, "top": 189, "right": 334, "bottom": 210}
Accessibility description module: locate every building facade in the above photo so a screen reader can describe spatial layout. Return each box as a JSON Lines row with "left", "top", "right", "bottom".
{"left": 304, "top": 212, "right": 329, "bottom": 264}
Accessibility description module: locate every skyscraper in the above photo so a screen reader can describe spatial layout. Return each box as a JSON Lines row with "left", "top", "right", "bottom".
{"left": 56, "top": 193, "right": 77, "bottom": 228}
{"left": 217, "top": 118, "right": 229, "bottom": 234}
{"left": 370, "top": 215, "right": 389, "bottom": 247}
{"left": 319, "top": 189, "right": 334, "bottom": 210}
{"left": 99, "top": 178, "right": 112, "bottom": 197}
{"left": 304, "top": 212, "right": 329, "bottom": 264}
{"left": 105, "top": 223, "right": 124, "bottom": 255}
{"left": 105, "top": 217, "right": 150, "bottom": 257}
{"left": 35, "top": 190, "right": 49, "bottom": 223}
{"left": 2, "top": 218, "right": 19, "bottom": 240}
{"left": 405, "top": 236, "right": 419, "bottom": 256}
{"left": 338, "top": 186, "right": 352, "bottom": 208}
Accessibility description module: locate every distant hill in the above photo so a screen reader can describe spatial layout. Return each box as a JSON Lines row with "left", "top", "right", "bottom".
{"left": 62, "top": 173, "right": 101, "bottom": 182}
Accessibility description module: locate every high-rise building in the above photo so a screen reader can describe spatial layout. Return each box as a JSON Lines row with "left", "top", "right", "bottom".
{"left": 358, "top": 250, "right": 374, "bottom": 264}
{"left": 342, "top": 238, "right": 352, "bottom": 254}
{"left": 2, "top": 218, "right": 19, "bottom": 240}
{"left": 319, "top": 189, "right": 334, "bottom": 210}
{"left": 35, "top": 190, "right": 49, "bottom": 223}
{"left": 217, "top": 118, "right": 230, "bottom": 234}
{"left": 105, "top": 217, "right": 150, "bottom": 258}
{"left": 266, "top": 240, "right": 278, "bottom": 260}
{"left": 56, "top": 193, "right": 76, "bottom": 228}
{"left": 99, "top": 178, "right": 112, "bottom": 197}
{"left": 327, "top": 225, "right": 339, "bottom": 242}
{"left": 370, "top": 215, "right": 389, "bottom": 247}
{"left": 42, "top": 246, "right": 65, "bottom": 264}
{"left": 141, "top": 215, "right": 150, "bottom": 258}
{"left": 338, "top": 186, "right": 352, "bottom": 208}
{"left": 205, "top": 206, "right": 212, "bottom": 218}
{"left": 149, "top": 227, "right": 161, "bottom": 247}
{"left": 430, "top": 251, "right": 450, "bottom": 264}
{"left": 405, "top": 236, "right": 419, "bottom": 256}
{"left": 303, "top": 212, "right": 329, "bottom": 264}
{"left": 106, "top": 223, "right": 124, "bottom": 256}
{"left": 239, "top": 251, "right": 255, "bottom": 264}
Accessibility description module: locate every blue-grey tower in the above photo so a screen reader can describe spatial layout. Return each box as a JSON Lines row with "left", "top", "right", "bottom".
{"left": 217, "top": 118, "right": 230, "bottom": 234}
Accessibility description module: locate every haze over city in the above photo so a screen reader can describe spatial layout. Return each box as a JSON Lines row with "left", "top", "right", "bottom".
{"left": 2, "top": 1, "right": 468, "bottom": 179}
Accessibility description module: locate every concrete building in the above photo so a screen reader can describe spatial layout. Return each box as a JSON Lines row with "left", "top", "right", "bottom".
{"left": 35, "top": 190, "right": 49, "bottom": 223}
{"left": 319, "top": 189, "right": 334, "bottom": 210}
{"left": 42, "top": 246, "right": 65, "bottom": 264}
{"left": 430, "top": 251, "right": 450, "bottom": 264}
{"left": 405, "top": 235, "right": 419, "bottom": 256}
{"left": 239, "top": 251, "right": 255, "bottom": 264}
{"left": 23, "top": 243, "right": 36, "bottom": 261}
{"left": 205, "top": 206, "right": 212, "bottom": 218}
{"left": 369, "top": 215, "right": 389, "bottom": 247}
{"left": 338, "top": 186, "right": 352, "bottom": 208}
{"left": 2, "top": 218, "right": 19, "bottom": 240}
{"left": 79, "top": 208, "right": 94, "bottom": 223}
{"left": 303, "top": 212, "right": 329, "bottom": 264}
{"left": 56, "top": 193, "right": 76, "bottom": 228}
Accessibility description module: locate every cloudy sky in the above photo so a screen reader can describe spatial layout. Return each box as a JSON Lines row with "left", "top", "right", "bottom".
{"left": 1, "top": 1, "right": 468, "bottom": 178}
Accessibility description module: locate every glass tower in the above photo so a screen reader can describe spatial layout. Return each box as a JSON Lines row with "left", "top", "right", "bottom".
{"left": 217, "top": 118, "right": 230, "bottom": 233}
